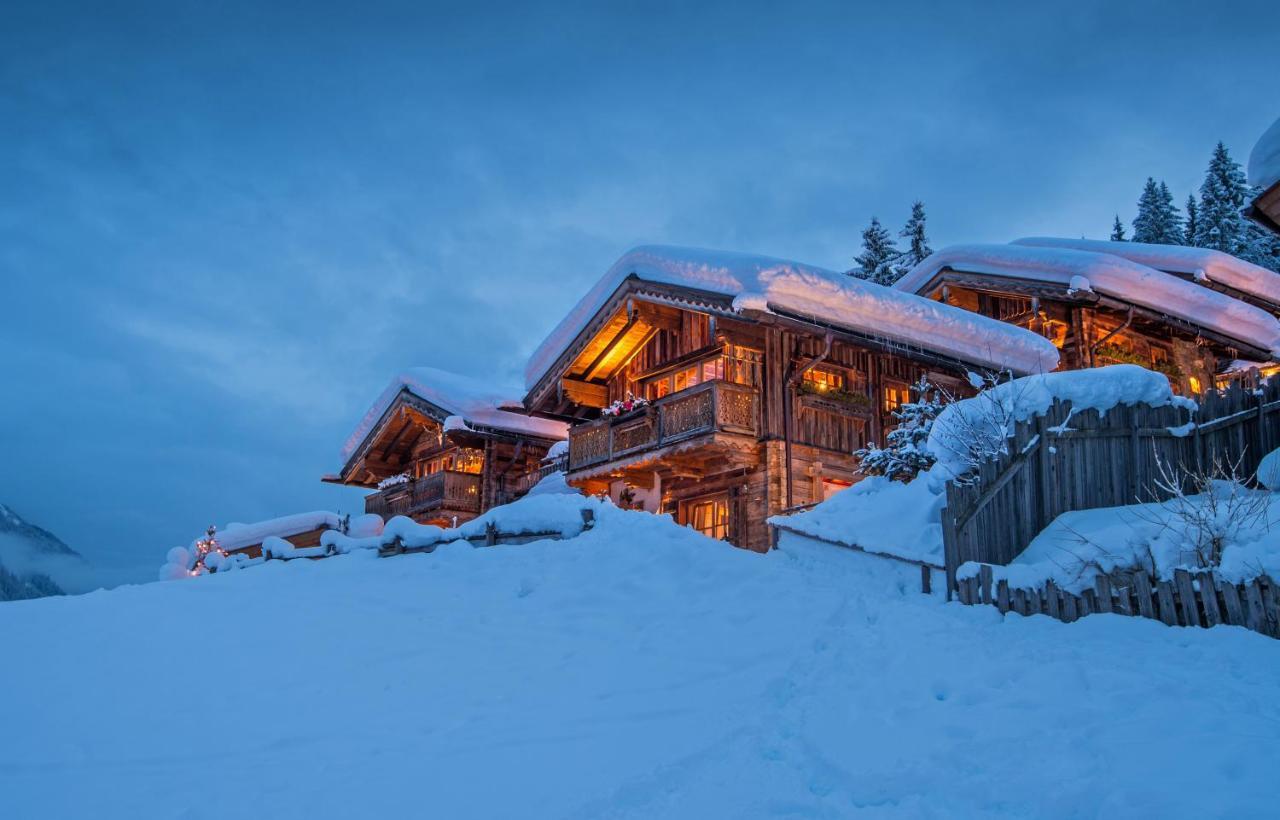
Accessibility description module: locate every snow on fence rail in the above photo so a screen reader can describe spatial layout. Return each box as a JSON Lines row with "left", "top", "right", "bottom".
{"left": 377, "top": 509, "right": 596, "bottom": 557}
{"left": 955, "top": 563, "right": 1280, "bottom": 639}
{"left": 941, "top": 377, "right": 1280, "bottom": 596}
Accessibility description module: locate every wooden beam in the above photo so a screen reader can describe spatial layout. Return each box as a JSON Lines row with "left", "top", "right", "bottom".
{"left": 562, "top": 378, "right": 609, "bottom": 407}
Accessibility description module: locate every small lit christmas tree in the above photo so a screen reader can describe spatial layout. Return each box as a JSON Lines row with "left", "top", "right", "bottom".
{"left": 855, "top": 376, "right": 945, "bottom": 481}
{"left": 191, "top": 525, "right": 229, "bottom": 574}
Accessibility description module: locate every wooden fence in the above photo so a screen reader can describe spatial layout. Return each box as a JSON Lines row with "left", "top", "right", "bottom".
{"left": 378, "top": 509, "right": 597, "bottom": 557}
{"left": 768, "top": 521, "right": 941, "bottom": 594}
{"left": 941, "top": 378, "right": 1280, "bottom": 595}
{"left": 955, "top": 564, "right": 1280, "bottom": 639}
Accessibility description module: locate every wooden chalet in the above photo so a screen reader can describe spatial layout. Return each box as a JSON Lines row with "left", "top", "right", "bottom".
{"left": 521, "top": 246, "right": 1059, "bottom": 552}
{"left": 894, "top": 243, "right": 1280, "bottom": 397}
{"left": 1248, "top": 115, "right": 1280, "bottom": 235}
{"left": 326, "top": 367, "right": 567, "bottom": 527}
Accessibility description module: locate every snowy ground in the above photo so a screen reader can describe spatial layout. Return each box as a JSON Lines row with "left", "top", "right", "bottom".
{"left": 3, "top": 512, "right": 1279, "bottom": 818}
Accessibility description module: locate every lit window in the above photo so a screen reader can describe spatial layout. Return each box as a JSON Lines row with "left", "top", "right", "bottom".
{"left": 686, "top": 496, "right": 729, "bottom": 541}
{"left": 884, "top": 383, "right": 910, "bottom": 413}
{"left": 803, "top": 368, "right": 845, "bottom": 393}
{"left": 1188, "top": 376, "right": 1203, "bottom": 395}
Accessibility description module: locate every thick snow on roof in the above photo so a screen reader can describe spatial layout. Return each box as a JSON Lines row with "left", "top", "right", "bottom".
{"left": 524, "top": 245, "right": 1059, "bottom": 389}
{"left": 1249, "top": 115, "right": 1280, "bottom": 191}
{"left": 897, "top": 243, "right": 1280, "bottom": 358}
{"left": 341, "top": 367, "right": 567, "bottom": 465}
{"left": 1013, "top": 237, "right": 1280, "bottom": 308}
{"left": 206, "top": 511, "right": 343, "bottom": 552}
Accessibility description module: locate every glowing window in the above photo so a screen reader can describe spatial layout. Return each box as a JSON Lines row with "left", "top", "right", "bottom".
{"left": 803, "top": 368, "right": 845, "bottom": 393}
{"left": 1188, "top": 376, "right": 1203, "bottom": 394}
{"left": 884, "top": 383, "right": 910, "bottom": 413}
{"left": 686, "top": 495, "right": 729, "bottom": 541}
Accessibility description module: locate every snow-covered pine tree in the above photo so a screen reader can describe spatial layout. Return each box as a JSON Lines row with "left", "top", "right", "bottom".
{"left": 897, "top": 201, "right": 933, "bottom": 270}
{"left": 1132, "top": 178, "right": 1182, "bottom": 244}
{"left": 853, "top": 375, "right": 944, "bottom": 481}
{"left": 851, "top": 217, "right": 901, "bottom": 285}
{"left": 1155, "top": 182, "right": 1182, "bottom": 244}
{"left": 1183, "top": 194, "right": 1198, "bottom": 246}
{"left": 1194, "top": 142, "right": 1249, "bottom": 255}
{"left": 1110, "top": 215, "right": 1126, "bottom": 241}
{"left": 1130, "top": 178, "right": 1162, "bottom": 243}
{"left": 1242, "top": 203, "right": 1280, "bottom": 272}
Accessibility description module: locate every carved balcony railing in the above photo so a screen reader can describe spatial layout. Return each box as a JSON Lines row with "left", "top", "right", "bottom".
{"left": 567, "top": 381, "right": 758, "bottom": 471}
{"left": 364, "top": 471, "right": 482, "bottom": 518}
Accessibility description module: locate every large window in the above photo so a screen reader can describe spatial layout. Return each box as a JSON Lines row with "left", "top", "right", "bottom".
{"left": 643, "top": 345, "right": 762, "bottom": 401}
{"left": 802, "top": 367, "right": 845, "bottom": 393}
{"left": 685, "top": 494, "right": 729, "bottom": 541}
{"left": 416, "top": 447, "right": 484, "bottom": 477}
{"left": 883, "top": 382, "right": 910, "bottom": 413}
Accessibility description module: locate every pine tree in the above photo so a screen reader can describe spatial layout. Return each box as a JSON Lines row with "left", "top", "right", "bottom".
{"left": 1155, "top": 182, "right": 1183, "bottom": 244}
{"left": 1131, "top": 178, "right": 1162, "bottom": 243}
{"left": 1131, "top": 178, "right": 1182, "bottom": 244}
{"left": 1194, "top": 142, "right": 1250, "bottom": 255}
{"left": 851, "top": 217, "right": 900, "bottom": 285}
{"left": 897, "top": 201, "right": 933, "bottom": 270}
{"left": 854, "top": 376, "right": 944, "bottom": 481}
{"left": 1183, "top": 194, "right": 1198, "bottom": 246}
{"left": 1110, "top": 215, "right": 1126, "bottom": 241}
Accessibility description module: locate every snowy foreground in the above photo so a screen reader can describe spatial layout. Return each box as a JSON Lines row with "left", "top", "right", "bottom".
{"left": 4, "top": 512, "right": 1280, "bottom": 818}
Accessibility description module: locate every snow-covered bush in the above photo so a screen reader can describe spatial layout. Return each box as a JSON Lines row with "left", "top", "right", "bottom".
{"left": 1259, "top": 447, "right": 1280, "bottom": 491}
{"left": 854, "top": 375, "right": 945, "bottom": 481}
{"left": 1137, "top": 451, "right": 1273, "bottom": 569}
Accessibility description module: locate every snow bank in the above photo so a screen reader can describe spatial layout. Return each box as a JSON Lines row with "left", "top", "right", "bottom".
{"left": 6, "top": 502, "right": 1279, "bottom": 818}
{"left": 323, "top": 490, "right": 603, "bottom": 554}
{"left": 897, "top": 243, "right": 1280, "bottom": 358}
{"left": 772, "top": 473, "right": 946, "bottom": 566}
{"left": 1260, "top": 447, "right": 1280, "bottom": 491}
{"left": 1014, "top": 236, "right": 1280, "bottom": 308}
{"left": 929, "top": 366, "right": 1194, "bottom": 478}
{"left": 544, "top": 439, "right": 569, "bottom": 461}
{"left": 523, "top": 470, "right": 578, "bottom": 497}
{"left": 524, "top": 245, "right": 1060, "bottom": 390}
{"left": 340, "top": 367, "right": 567, "bottom": 465}
{"left": 1250, "top": 115, "right": 1280, "bottom": 191}
{"left": 962, "top": 485, "right": 1280, "bottom": 593}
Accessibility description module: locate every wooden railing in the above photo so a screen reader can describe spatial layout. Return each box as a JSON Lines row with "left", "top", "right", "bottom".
{"left": 364, "top": 471, "right": 482, "bottom": 518}
{"left": 567, "top": 381, "right": 758, "bottom": 471}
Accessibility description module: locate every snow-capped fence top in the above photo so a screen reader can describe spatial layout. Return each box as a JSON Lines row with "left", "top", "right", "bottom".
{"left": 1013, "top": 236, "right": 1280, "bottom": 310}
{"left": 939, "top": 372, "right": 1280, "bottom": 598}
{"left": 523, "top": 245, "right": 1061, "bottom": 391}
{"left": 896, "top": 243, "right": 1280, "bottom": 359}
{"left": 1250, "top": 115, "right": 1280, "bottom": 191}
{"left": 340, "top": 366, "right": 568, "bottom": 464}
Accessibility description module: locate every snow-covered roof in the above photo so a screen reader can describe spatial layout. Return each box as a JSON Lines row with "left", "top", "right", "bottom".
{"left": 1250, "top": 115, "right": 1280, "bottom": 191}
{"left": 1013, "top": 237, "right": 1280, "bottom": 309}
{"left": 896, "top": 243, "right": 1280, "bottom": 358}
{"left": 341, "top": 367, "right": 567, "bottom": 465}
{"left": 205, "top": 511, "right": 343, "bottom": 552}
{"left": 524, "top": 245, "right": 1060, "bottom": 390}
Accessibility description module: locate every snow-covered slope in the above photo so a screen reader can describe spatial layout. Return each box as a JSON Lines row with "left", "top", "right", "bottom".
{"left": 2, "top": 511, "right": 1277, "bottom": 818}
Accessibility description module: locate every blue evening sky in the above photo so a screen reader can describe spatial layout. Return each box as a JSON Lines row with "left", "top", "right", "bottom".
{"left": 2, "top": 0, "right": 1277, "bottom": 579}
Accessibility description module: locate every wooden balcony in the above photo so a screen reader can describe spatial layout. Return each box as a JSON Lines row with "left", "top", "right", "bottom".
{"left": 364, "top": 471, "right": 482, "bottom": 519}
{"left": 567, "top": 380, "right": 758, "bottom": 472}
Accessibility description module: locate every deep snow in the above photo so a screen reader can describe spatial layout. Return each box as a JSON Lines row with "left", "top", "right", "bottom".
{"left": 3, "top": 511, "right": 1278, "bottom": 819}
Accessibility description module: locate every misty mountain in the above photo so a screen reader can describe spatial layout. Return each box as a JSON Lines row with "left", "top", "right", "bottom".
{"left": 0, "top": 504, "right": 82, "bottom": 601}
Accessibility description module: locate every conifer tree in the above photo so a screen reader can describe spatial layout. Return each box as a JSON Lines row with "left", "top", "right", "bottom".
{"left": 854, "top": 376, "right": 944, "bottom": 481}
{"left": 1194, "top": 142, "right": 1249, "bottom": 255}
{"left": 897, "top": 201, "right": 933, "bottom": 270}
{"left": 851, "top": 217, "right": 901, "bottom": 285}
{"left": 1109, "top": 215, "right": 1126, "bottom": 241}
{"left": 1131, "top": 178, "right": 1162, "bottom": 243}
{"left": 1183, "top": 194, "right": 1199, "bottom": 246}
{"left": 1156, "top": 182, "right": 1183, "bottom": 244}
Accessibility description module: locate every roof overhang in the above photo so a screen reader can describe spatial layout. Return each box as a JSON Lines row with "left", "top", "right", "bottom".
{"left": 1247, "top": 180, "right": 1280, "bottom": 236}
{"left": 918, "top": 268, "right": 1272, "bottom": 361}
